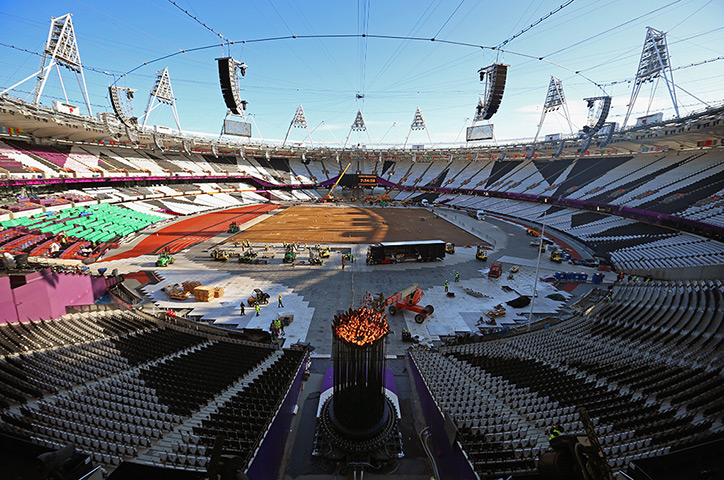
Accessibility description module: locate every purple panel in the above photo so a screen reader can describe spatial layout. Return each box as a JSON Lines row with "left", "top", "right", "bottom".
{"left": 0, "top": 277, "right": 18, "bottom": 323}
{"left": 12, "top": 269, "right": 96, "bottom": 321}
{"left": 91, "top": 275, "right": 108, "bottom": 300}
{"left": 321, "top": 366, "right": 334, "bottom": 393}
{"left": 246, "top": 352, "right": 308, "bottom": 480}
{"left": 13, "top": 273, "right": 53, "bottom": 320}
{"left": 408, "top": 352, "right": 478, "bottom": 480}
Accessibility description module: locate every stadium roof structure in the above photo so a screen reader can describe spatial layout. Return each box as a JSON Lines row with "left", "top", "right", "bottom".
{"left": 0, "top": 5, "right": 722, "bottom": 151}
{"left": 1, "top": 93, "right": 722, "bottom": 158}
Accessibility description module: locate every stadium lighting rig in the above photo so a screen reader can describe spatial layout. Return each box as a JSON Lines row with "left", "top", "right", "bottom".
{"left": 0, "top": 14, "right": 93, "bottom": 116}
{"left": 622, "top": 27, "right": 679, "bottom": 128}
{"left": 140, "top": 67, "right": 182, "bottom": 132}
{"left": 344, "top": 109, "right": 373, "bottom": 149}
{"left": 403, "top": 107, "right": 432, "bottom": 148}
{"left": 529, "top": 76, "right": 573, "bottom": 158}
{"left": 283, "top": 104, "right": 314, "bottom": 146}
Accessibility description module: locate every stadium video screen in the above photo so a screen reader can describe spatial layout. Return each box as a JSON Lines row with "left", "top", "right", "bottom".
{"left": 466, "top": 124, "right": 494, "bottom": 141}
{"left": 223, "top": 119, "right": 252, "bottom": 137}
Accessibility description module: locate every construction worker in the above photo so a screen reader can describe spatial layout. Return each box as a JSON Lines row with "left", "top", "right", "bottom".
{"left": 278, "top": 294, "right": 284, "bottom": 308}
{"left": 255, "top": 304, "right": 260, "bottom": 317}
{"left": 240, "top": 302, "right": 245, "bottom": 316}
{"left": 444, "top": 281, "right": 449, "bottom": 293}
{"left": 455, "top": 272, "right": 460, "bottom": 282}
{"left": 549, "top": 425, "right": 563, "bottom": 441}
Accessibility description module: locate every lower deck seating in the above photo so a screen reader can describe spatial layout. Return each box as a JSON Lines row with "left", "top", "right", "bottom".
{"left": 0, "top": 309, "right": 300, "bottom": 472}
{"left": 410, "top": 280, "right": 724, "bottom": 479}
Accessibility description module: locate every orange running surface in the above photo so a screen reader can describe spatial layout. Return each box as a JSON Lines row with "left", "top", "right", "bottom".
{"left": 103, "top": 204, "right": 277, "bottom": 260}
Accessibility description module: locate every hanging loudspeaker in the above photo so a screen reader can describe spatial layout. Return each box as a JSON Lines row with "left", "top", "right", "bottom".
{"left": 109, "top": 86, "right": 138, "bottom": 127}
{"left": 217, "top": 57, "right": 246, "bottom": 115}
{"left": 478, "top": 63, "right": 509, "bottom": 120}
{"left": 582, "top": 96, "right": 612, "bottom": 135}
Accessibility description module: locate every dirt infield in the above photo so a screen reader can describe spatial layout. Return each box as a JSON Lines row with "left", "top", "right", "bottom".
{"left": 225, "top": 206, "right": 486, "bottom": 245}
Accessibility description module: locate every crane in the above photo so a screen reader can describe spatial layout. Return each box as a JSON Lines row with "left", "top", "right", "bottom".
{"left": 321, "top": 162, "right": 351, "bottom": 202}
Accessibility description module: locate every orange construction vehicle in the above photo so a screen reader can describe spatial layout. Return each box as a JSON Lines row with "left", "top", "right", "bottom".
{"left": 385, "top": 284, "right": 435, "bottom": 324}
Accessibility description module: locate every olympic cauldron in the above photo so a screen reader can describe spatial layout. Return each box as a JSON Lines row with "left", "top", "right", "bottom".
{"left": 320, "top": 307, "right": 397, "bottom": 453}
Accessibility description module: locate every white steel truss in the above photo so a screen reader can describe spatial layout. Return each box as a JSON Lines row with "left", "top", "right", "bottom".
{"left": 1, "top": 14, "right": 92, "bottom": 116}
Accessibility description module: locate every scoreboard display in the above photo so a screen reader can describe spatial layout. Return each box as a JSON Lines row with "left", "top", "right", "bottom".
{"left": 337, "top": 174, "right": 378, "bottom": 187}
{"left": 358, "top": 174, "right": 377, "bottom": 186}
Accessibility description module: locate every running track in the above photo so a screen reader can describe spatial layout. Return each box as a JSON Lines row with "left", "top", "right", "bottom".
{"left": 102, "top": 204, "right": 277, "bottom": 261}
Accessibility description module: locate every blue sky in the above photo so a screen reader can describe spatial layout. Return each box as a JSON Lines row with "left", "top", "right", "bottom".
{"left": 1, "top": 0, "right": 723, "bottom": 145}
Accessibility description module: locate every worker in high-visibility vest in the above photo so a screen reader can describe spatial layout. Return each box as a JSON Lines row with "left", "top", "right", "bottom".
{"left": 255, "top": 304, "right": 260, "bottom": 316}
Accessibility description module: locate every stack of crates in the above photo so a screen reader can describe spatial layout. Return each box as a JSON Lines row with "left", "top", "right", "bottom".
{"left": 193, "top": 286, "right": 216, "bottom": 302}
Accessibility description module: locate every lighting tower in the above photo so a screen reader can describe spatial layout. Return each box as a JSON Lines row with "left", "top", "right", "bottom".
{"left": 283, "top": 104, "right": 313, "bottom": 146}
{"left": 622, "top": 27, "right": 679, "bottom": 128}
{"left": 532, "top": 76, "right": 573, "bottom": 143}
{"left": 530, "top": 76, "right": 572, "bottom": 159}
{"left": 403, "top": 107, "right": 432, "bottom": 148}
{"left": 344, "top": 109, "right": 373, "bottom": 148}
{"left": 0, "top": 14, "right": 92, "bottom": 116}
{"left": 140, "top": 67, "right": 182, "bottom": 132}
